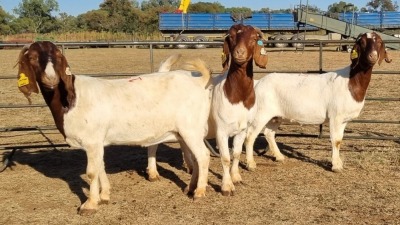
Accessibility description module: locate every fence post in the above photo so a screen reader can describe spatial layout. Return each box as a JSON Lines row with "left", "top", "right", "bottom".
{"left": 150, "top": 44, "right": 154, "bottom": 73}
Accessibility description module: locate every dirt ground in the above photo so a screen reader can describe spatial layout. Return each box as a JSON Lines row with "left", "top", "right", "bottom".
{"left": 0, "top": 46, "right": 399, "bottom": 225}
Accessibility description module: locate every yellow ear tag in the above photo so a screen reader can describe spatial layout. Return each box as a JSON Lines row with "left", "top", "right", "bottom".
{"left": 221, "top": 52, "right": 227, "bottom": 63}
{"left": 18, "top": 73, "right": 29, "bottom": 87}
{"left": 351, "top": 49, "right": 358, "bottom": 59}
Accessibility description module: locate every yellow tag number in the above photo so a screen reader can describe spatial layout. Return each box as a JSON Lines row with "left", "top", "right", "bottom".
{"left": 18, "top": 73, "right": 29, "bottom": 87}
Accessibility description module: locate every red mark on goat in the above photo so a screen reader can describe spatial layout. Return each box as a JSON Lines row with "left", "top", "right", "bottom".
{"left": 128, "top": 77, "right": 142, "bottom": 82}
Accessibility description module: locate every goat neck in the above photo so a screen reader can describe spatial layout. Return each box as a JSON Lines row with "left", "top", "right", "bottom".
{"left": 223, "top": 60, "right": 255, "bottom": 110}
{"left": 348, "top": 63, "right": 373, "bottom": 102}
{"left": 41, "top": 77, "right": 75, "bottom": 137}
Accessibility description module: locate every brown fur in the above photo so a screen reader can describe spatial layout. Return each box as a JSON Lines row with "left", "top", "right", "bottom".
{"left": 349, "top": 32, "right": 392, "bottom": 102}
{"left": 16, "top": 41, "right": 76, "bottom": 137}
{"left": 221, "top": 24, "right": 268, "bottom": 109}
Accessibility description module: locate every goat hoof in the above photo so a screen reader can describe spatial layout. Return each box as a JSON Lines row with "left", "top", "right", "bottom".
{"left": 99, "top": 199, "right": 109, "bottom": 205}
{"left": 246, "top": 163, "right": 257, "bottom": 172}
{"left": 234, "top": 181, "right": 245, "bottom": 186}
{"left": 221, "top": 190, "right": 234, "bottom": 196}
{"left": 193, "top": 193, "right": 205, "bottom": 202}
{"left": 274, "top": 156, "right": 285, "bottom": 162}
{"left": 332, "top": 167, "right": 343, "bottom": 173}
{"left": 148, "top": 176, "right": 160, "bottom": 182}
{"left": 78, "top": 208, "right": 97, "bottom": 216}
{"left": 183, "top": 186, "right": 194, "bottom": 196}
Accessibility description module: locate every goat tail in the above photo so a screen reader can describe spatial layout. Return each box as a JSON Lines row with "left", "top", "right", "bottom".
{"left": 183, "top": 58, "right": 212, "bottom": 88}
{"left": 158, "top": 54, "right": 182, "bottom": 72}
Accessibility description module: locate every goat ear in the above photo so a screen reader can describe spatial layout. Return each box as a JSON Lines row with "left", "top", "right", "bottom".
{"left": 350, "top": 42, "right": 360, "bottom": 68}
{"left": 222, "top": 35, "right": 230, "bottom": 71}
{"left": 378, "top": 42, "right": 392, "bottom": 65}
{"left": 17, "top": 46, "right": 39, "bottom": 104}
{"left": 254, "top": 39, "right": 268, "bottom": 69}
{"left": 55, "top": 49, "right": 76, "bottom": 107}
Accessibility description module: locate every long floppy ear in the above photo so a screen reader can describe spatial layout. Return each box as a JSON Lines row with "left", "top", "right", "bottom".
{"left": 350, "top": 40, "right": 361, "bottom": 68}
{"left": 17, "top": 44, "right": 39, "bottom": 104}
{"left": 378, "top": 42, "right": 392, "bottom": 65}
{"left": 253, "top": 28, "right": 268, "bottom": 68}
{"left": 254, "top": 39, "right": 268, "bottom": 69}
{"left": 222, "top": 34, "right": 230, "bottom": 71}
{"left": 54, "top": 48, "right": 76, "bottom": 107}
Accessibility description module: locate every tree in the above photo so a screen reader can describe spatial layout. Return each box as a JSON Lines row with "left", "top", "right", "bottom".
{"left": 58, "top": 13, "right": 79, "bottom": 33}
{"left": 303, "top": 5, "right": 323, "bottom": 13}
{"left": 0, "top": 6, "right": 13, "bottom": 34}
{"left": 10, "top": 17, "right": 36, "bottom": 33}
{"left": 99, "top": 0, "right": 141, "bottom": 33}
{"left": 100, "top": 0, "right": 139, "bottom": 16}
{"left": 141, "top": 0, "right": 179, "bottom": 11}
{"left": 366, "top": 0, "right": 399, "bottom": 11}
{"left": 13, "top": 0, "right": 59, "bottom": 33}
{"left": 188, "top": 2, "right": 225, "bottom": 13}
{"left": 225, "top": 7, "right": 252, "bottom": 14}
{"left": 328, "top": 1, "right": 359, "bottom": 13}
{"left": 259, "top": 8, "right": 271, "bottom": 13}
{"left": 77, "top": 10, "right": 109, "bottom": 32}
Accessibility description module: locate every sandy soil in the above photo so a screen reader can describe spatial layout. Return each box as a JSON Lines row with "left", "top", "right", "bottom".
{"left": 0, "top": 46, "right": 399, "bottom": 224}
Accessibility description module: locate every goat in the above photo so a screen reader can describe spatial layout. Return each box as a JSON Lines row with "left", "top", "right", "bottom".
{"left": 245, "top": 32, "right": 392, "bottom": 172}
{"left": 211, "top": 24, "right": 268, "bottom": 196}
{"left": 16, "top": 41, "right": 212, "bottom": 215}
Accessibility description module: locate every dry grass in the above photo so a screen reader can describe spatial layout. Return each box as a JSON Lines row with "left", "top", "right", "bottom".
{"left": 0, "top": 46, "right": 399, "bottom": 224}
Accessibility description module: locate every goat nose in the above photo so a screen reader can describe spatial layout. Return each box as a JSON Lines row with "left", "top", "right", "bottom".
{"left": 369, "top": 51, "right": 378, "bottom": 62}
{"left": 235, "top": 47, "right": 246, "bottom": 56}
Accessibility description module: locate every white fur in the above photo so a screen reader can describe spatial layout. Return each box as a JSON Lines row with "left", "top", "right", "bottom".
{"left": 63, "top": 68, "right": 211, "bottom": 213}
{"left": 245, "top": 66, "right": 365, "bottom": 172}
{"left": 44, "top": 61, "right": 56, "bottom": 78}
{"left": 210, "top": 71, "right": 257, "bottom": 195}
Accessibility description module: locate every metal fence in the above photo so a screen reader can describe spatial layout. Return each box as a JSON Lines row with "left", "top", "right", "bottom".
{"left": 1, "top": 39, "right": 399, "bottom": 169}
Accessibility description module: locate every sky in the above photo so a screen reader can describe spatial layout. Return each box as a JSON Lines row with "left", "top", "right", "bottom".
{"left": 0, "top": 0, "right": 369, "bottom": 16}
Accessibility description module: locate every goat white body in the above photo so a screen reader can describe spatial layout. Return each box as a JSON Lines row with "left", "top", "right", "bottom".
{"left": 245, "top": 66, "right": 365, "bottom": 171}
{"left": 212, "top": 73, "right": 256, "bottom": 135}
{"left": 64, "top": 72, "right": 210, "bottom": 147}
{"left": 63, "top": 71, "right": 211, "bottom": 212}
{"left": 257, "top": 67, "right": 364, "bottom": 124}
{"left": 211, "top": 71, "right": 256, "bottom": 194}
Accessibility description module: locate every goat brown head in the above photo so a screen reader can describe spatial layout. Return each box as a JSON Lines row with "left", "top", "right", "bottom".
{"left": 350, "top": 32, "right": 392, "bottom": 69}
{"left": 17, "top": 41, "right": 75, "bottom": 107}
{"left": 222, "top": 24, "right": 268, "bottom": 70}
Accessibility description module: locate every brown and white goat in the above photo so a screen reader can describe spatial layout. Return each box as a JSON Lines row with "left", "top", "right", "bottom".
{"left": 245, "top": 32, "right": 392, "bottom": 172}
{"left": 211, "top": 24, "right": 268, "bottom": 196}
{"left": 16, "top": 41, "right": 211, "bottom": 214}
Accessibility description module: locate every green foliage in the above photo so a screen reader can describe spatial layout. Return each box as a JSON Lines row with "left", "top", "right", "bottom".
{"left": 225, "top": 7, "right": 252, "bottom": 14}
{"left": 303, "top": 5, "right": 323, "bottom": 13}
{"left": 256, "top": 8, "right": 294, "bottom": 13}
{"left": 58, "top": 12, "right": 79, "bottom": 33}
{"left": 188, "top": 2, "right": 225, "bottom": 13}
{"left": 13, "top": 0, "right": 59, "bottom": 33}
{"left": 10, "top": 17, "right": 36, "bottom": 33}
{"left": 366, "top": 0, "right": 399, "bottom": 11}
{"left": 77, "top": 10, "right": 109, "bottom": 32}
{"left": 141, "top": 0, "right": 179, "bottom": 11}
{"left": 0, "top": 6, "right": 13, "bottom": 35}
{"left": 328, "top": 1, "right": 359, "bottom": 13}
